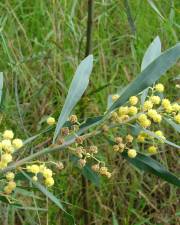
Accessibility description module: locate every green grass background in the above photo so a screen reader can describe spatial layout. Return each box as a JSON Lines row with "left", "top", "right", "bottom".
{"left": 0, "top": 0, "right": 179, "bottom": 224}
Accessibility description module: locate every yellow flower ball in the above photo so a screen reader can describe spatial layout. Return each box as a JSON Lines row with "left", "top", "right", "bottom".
{"left": 42, "top": 168, "right": 53, "bottom": 178}
{"left": 128, "top": 106, "right": 138, "bottom": 116}
{"left": 138, "top": 114, "right": 147, "bottom": 122}
{"left": 155, "top": 83, "right": 164, "bottom": 92}
{"left": 162, "top": 98, "right": 171, "bottom": 108}
{"left": 148, "top": 146, "right": 157, "bottom": 154}
{"left": 45, "top": 177, "right": 54, "bottom": 187}
{"left": 46, "top": 117, "right": 56, "bottom": 125}
{"left": 172, "top": 103, "right": 180, "bottom": 112}
{"left": 139, "top": 119, "right": 151, "bottom": 128}
{"left": 2, "top": 139, "right": 12, "bottom": 151}
{"left": 147, "top": 109, "right": 157, "bottom": 118}
{"left": 12, "top": 139, "right": 23, "bottom": 149}
{"left": 30, "top": 165, "right": 40, "bottom": 174}
{"left": 129, "top": 96, "right": 138, "bottom": 105}
{"left": 143, "top": 100, "right": 153, "bottom": 111}
{"left": 8, "top": 181, "right": 16, "bottom": 190}
{"left": 118, "top": 106, "right": 129, "bottom": 116}
{"left": 0, "top": 142, "right": 2, "bottom": 150}
{"left": 149, "top": 96, "right": 161, "bottom": 105}
{"left": 3, "top": 130, "right": 14, "bottom": 140}
{"left": 0, "top": 161, "right": 7, "bottom": 169}
{"left": 1, "top": 153, "right": 12, "bottom": 163}
{"left": 174, "top": 114, "right": 180, "bottom": 124}
{"left": 6, "top": 172, "right": 15, "bottom": 181}
{"left": 128, "top": 149, "right": 137, "bottom": 158}
{"left": 4, "top": 186, "right": 13, "bottom": 194}
{"left": 32, "top": 176, "right": 38, "bottom": 182}
{"left": 155, "top": 130, "right": 166, "bottom": 142}
{"left": 152, "top": 114, "right": 162, "bottom": 123}
{"left": 137, "top": 135, "right": 145, "bottom": 143}
{"left": 112, "top": 94, "right": 119, "bottom": 101}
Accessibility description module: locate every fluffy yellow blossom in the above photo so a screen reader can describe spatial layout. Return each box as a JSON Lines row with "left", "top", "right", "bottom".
{"left": 6, "top": 172, "right": 15, "bottom": 181}
{"left": 8, "top": 181, "right": 16, "bottom": 190}
{"left": 174, "top": 114, "right": 180, "bottom": 124}
{"left": 172, "top": 103, "right": 180, "bottom": 112}
{"left": 1, "top": 154, "right": 12, "bottom": 163}
{"left": 4, "top": 186, "right": 13, "bottom": 194}
{"left": 137, "top": 135, "right": 145, "bottom": 143}
{"left": 139, "top": 119, "right": 151, "bottom": 128}
{"left": 129, "top": 96, "right": 138, "bottom": 105}
{"left": 128, "top": 149, "right": 137, "bottom": 158}
{"left": 118, "top": 106, "right": 129, "bottom": 116}
{"left": 155, "top": 83, "right": 164, "bottom": 92}
{"left": 112, "top": 94, "right": 119, "bottom": 101}
{"left": 46, "top": 117, "right": 56, "bottom": 125}
{"left": 152, "top": 114, "right": 162, "bottom": 123}
{"left": 128, "top": 106, "right": 138, "bottom": 115}
{"left": 155, "top": 130, "right": 166, "bottom": 142}
{"left": 0, "top": 142, "right": 2, "bottom": 150}
{"left": 149, "top": 95, "right": 161, "bottom": 105}
{"left": 2, "top": 139, "right": 12, "bottom": 151}
{"left": 138, "top": 114, "right": 147, "bottom": 122}
{"left": 143, "top": 100, "right": 153, "bottom": 111}
{"left": 42, "top": 168, "right": 53, "bottom": 178}
{"left": 32, "top": 176, "right": 38, "bottom": 182}
{"left": 147, "top": 109, "right": 157, "bottom": 118}
{"left": 3, "top": 130, "right": 14, "bottom": 140}
{"left": 148, "top": 146, "right": 157, "bottom": 154}
{"left": 12, "top": 138, "right": 23, "bottom": 149}
{"left": 29, "top": 165, "right": 40, "bottom": 174}
{"left": 125, "top": 134, "right": 133, "bottom": 143}
{"left": 45, "top": 177, "right": 54, "bottom": 187}
{"left": 0, "top": 161, "right": 7, "bottom": 169}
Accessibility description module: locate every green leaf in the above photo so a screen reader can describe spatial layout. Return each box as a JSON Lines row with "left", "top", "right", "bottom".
{"left": 164, "top": 117, "right": 180, "bottom": 133}
{"left": 0, "top": 72, "right": 3, "bottom": 104}
{"left": 147, "top": 0, "right": 165, "bottom": 20}
{"left": 53, "top": 55, "right": 93, "bottom": 142}
{"left": 122, "top": 151, "right": 180, "bottom": 187}
{"left": 109, "top": 43, "right": 180, "bottom": 112}
{"left": 141, "top": 36, "right": 161, "bottom": 71}
{"left": 141, "top": 36, "right": 161, "bottom": 104}
{"left": 22, "top": 172, "right": 75, "bottom": 224}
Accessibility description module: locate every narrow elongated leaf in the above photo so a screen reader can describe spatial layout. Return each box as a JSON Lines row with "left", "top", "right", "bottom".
{"left": 53, "top": 55, "right": 93, "bottom": 142}
{"left": 164, "top": 117, "right": 180, "bottom": 133}
{"left": 122, "top": 151, "right": 180, "bottom": 187}
{"left": 22, "top": 172, "right": 75, "bottom": 224}
{"left": 141, "top": 36, "right": 161, "bottom": 104}
{"left": 141, "top": 36, "right": 161, "bottom": 71}
{"left": 147, "top": 0, "right": 165, "bottom": 20}
{"left": 0, "top": 72, "right": 3, "bottom": 104}
{"left": 109, "top": 43, "right": 180, "bottom": 112}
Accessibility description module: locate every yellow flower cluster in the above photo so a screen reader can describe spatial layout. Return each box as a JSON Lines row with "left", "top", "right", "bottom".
{"left": 26, "top": 164, "right": 54, "bottom": 187}
{"left": 0, "top": 130, "right": 23, "bottom": 170}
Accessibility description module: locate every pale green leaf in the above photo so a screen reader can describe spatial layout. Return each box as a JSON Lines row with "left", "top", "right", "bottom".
{"left": 53, "top": 55, "right": 93, "bottom": 142}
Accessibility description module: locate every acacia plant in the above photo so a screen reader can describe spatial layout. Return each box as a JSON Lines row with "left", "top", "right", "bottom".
{"left": 0, "top": 37, "right": 180, "bottom": 223}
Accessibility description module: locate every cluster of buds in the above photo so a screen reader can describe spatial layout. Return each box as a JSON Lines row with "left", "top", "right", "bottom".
{"left": 26, "top": 164, "right": 54, "bottom": 187}
{"left": 91, "top": 164, "right": 111, "bottom": 178}
{"left": 0, "top": 130, "right": 23, "bottom": 169}
{"left": 112, "top": 134, "right": 137, "bottom": 158}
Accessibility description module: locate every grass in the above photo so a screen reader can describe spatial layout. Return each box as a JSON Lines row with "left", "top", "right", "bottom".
{"left": 0, "top": 0, "right": 179, "bottom": 224}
